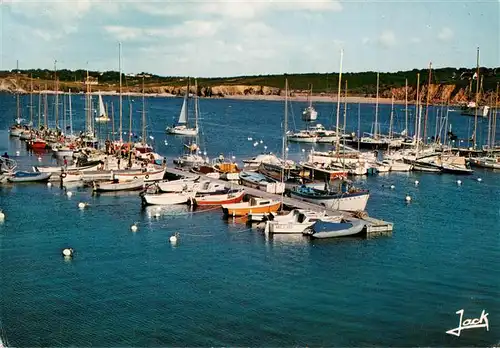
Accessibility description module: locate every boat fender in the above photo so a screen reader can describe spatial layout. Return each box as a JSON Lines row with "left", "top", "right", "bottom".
{"left": 134, "top": 176, "right": 138, "bottom": 180}
{"left": 145, "top": 175, "right": 149, "bottom": 180}
{"left": 60, "top": 173, "right": 67, "bottom": 178}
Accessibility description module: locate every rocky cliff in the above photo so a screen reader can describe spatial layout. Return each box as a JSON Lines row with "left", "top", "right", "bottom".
{"left": 0, "top": 74, "right": 498, "bottom": 105}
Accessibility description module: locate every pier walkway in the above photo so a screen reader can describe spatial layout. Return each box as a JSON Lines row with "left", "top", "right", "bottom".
{"left": 165, "top": 166, "right": 394, "bottom": 236}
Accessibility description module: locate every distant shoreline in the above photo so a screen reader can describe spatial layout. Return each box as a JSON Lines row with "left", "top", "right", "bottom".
{"left": 1, "top": 89, "right": 458, "bottom": 106}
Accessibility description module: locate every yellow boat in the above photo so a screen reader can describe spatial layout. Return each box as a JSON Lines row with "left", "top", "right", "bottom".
{"left": 222, "top": 197, "right": 281, "bottom": 217}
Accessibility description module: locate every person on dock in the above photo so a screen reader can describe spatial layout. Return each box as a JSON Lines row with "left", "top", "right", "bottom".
{"left": 63, "top": 156, "right": 68, "bottom": 170}
{"left": 2, "top": 152, "right": 9, "bottom": 159}
{"left": 117, "top": 157, "right": 121, "bottom": 170}
{"left": 162, "top": 157, "right": 167, "bottom": 168}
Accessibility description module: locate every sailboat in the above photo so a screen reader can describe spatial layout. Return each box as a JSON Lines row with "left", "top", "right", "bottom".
{"left": 95, "top": 93, "right": 110, "bottom": 123}
{"left": 166, "top": 79, "right": 198, "bottom": 136}
{"left": 302, "top": 84, "right": 318, "bottom": 121}
{"left": 172, "top": 79, "right": 206, "bottom": 167}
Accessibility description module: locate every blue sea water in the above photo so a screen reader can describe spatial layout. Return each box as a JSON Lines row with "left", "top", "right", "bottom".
{"left": 0, "top": 93, "right": 499, "bottom": 346}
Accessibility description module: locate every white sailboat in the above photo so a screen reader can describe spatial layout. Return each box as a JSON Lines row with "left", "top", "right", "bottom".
{"left": 166, "top": 79, "right": 198, "bottom": 136}
{"left": 302, "top": 84, "right": 318, "bottom": 121}
{"left": 95, "top": 93, "right": 110, "bottom": 123}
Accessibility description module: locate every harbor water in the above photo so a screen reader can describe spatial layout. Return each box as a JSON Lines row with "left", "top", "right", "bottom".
{"left": 0, "top": 93, "right": 498, "bottom": 346}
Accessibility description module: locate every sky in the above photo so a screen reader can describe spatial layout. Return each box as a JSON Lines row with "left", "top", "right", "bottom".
{"left": 0, "top": 0, "right": 499, "bottom": 77}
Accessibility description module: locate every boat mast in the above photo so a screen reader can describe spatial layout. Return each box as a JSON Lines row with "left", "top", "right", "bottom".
{"left": 63, "top": 89, "right": 67, "bottom": 134}
{"left": 69, "top": 89, "right": 73, "bottom": 136}
{"left": 111, "top": 102, "right": 115, "bottom": 141}
{"left": 343, "top": 79, "right": 348, "bottom": 134}
{"left": 472, "top": 47, "right": 480, "bottom": 149}
{"left": 374, "top": 72, "right": 380, "bottom": 139}
{"left": 423, "top": 61, "right": 432, "bottom": 144}
{"left": 44, "top": 84, "right": 48, "bottom": 128}
{"left": 128, "top": 100, "right": 133, "bottom": 144}
{"left": 405, "top": 78, "right": 408, "bottom": 136}
{"left": 415, "top": 73, "right": 420, "bottom": 145}
{"left": 389, "top": 93, "right": 394, "bottom": 140}
{"left": 15, "top": 60, "right": 20, "bottom": 124}
{"left": 54, "top": 60, "right": 59, "bottom": 131}
{"left": 194, "top": 78, "right": 199, "bottom": 136}
{"left": 38, "top": 87, "right": 41, "bottom": 129}
{"left": 281, "top": 78, "right": 289, "bottom": 208}
{"left": 308, "top": 83, "right": 313, "bottom": 108}
{"left": 492, "top": 83, "right": 499, "bottom": 151}
{"left": 142, "top": 76, "right": 146, "bottom": 144}
{"left": 357, "top": 103, "right": 361, "bottom": 152}
{"left": 487, "top": 94, "right": 492, "bottom": 149}
{"left": 119, "top": 42, "right": 123, "bottom": 143}
{"left": 335, "top": 49, "right": 344, "bottom": 156}
{"left": 29, "top": 74, "right": 33, "bottom": 126}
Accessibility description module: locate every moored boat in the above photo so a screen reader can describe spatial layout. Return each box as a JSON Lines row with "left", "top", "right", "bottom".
{"left": 93, "top": 178, "right": 144, "bottom": 192}
{"left": 157, "top": 175, "right": 200, "bottom": 193}
{"left": 8, "top": 171, "right": 52, "bottom": 183}
{"left": 141, "top": 190, "right": 197, "bottom": 205}
{"left": 192, "top": 189, "right": 245, "bottom": 206}
{"left": 304, "top": 218, "right": 366, "bottom": 239}
{"left": 290, "top": 181, "right": 369, "bottom": 212}
{"left": 222, "top": 197, "right": 281, "bottom": 217}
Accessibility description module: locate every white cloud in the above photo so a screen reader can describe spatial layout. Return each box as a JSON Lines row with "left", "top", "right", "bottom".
{"left": 410, "top": 37, "right": 422, "bottom": 43}
{"left": 362, "top": 37, "right": 371, "bottom": 45}
{"left": 104, "top": 21, "right": 222, "bottom": 41}
{"left": 136, "top": 0, "right": 342, "bottom": 19}
{"left": 438, "top": 27, "right": 454, "bottom": 41}
{"left": 378, "top": 30, "right": 396, "bottom": 48}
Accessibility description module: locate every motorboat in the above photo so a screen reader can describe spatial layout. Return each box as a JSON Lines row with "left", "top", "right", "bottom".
{"left": 290, "top": 181, "right": 369, "bottom": 212}
{"left": 192, "top": 189, "right": 245, "bottom": 206}
{"left": 304, "top": 218, "right": 366, "bottom": 238}
{"left": 263, "top": 209, "right": 342, "bottom": 234}
{"left": 222, "top": 197, "right": 281, "bottom": 217}
{"left": 141, "top": 190, "right": 197, "bottom": 205}
{"left": 156, "top": 176, "right": 200, "bottom": 193}
{"left": 93, "top": 178, "right": 145, "bottom": 192}
{"left": 7, "top": 171, "right": 52, "bottom": 183}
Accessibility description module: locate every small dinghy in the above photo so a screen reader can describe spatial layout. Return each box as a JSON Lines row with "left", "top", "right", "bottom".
{"left": 141, "top": 190, "right": 197, "bottom": 205}
{"left": 192, "top": 189, "right": 245, "bottom": 206}
{"left": 8, "top": 171, "right": 52, "bottom": 183}
{"left": 93, "top": 178, "right": 145, "bottom": 192}
{"left": 304, "top": 218, "right": 365, "bottom": 239}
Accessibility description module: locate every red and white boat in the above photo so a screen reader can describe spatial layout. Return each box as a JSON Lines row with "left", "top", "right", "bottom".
{"left": 193, "top": 190, "right": 245, "bottom": 206}
{"left": 27, "top": 138, "right": 47, "bottom": 150}
{"left": 113, "top": 167, "right": 166, "bottom": 182}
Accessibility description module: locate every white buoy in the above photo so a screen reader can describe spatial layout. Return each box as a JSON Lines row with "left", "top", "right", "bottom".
{"left": 414, "top": 180, "right": 419, "bottom": 186}
{"left": 66, "top": 191, "right": 73, "bottom": 197}
{"left": 457, "top": 180, "right": 462, "bottom": 186}
{"left": 405, "top": 194, "right": 412, "bottom": 202}
{"left": 154, "top": 208, "right": 161, "bottom": 218}
{"left": 15, "top": 151, "right": 20, "bottom": 156}
{"left": 47, "top": 182, "right": 52, "bottom": 187}
{"left": 0, "top": 210, "right": 5, "bottom": 221}
{"left": 259, "top": 140, "right": 263, "bottom": 144}
{"left": 37, "top": 157, "right": 42, "bottom": 161}
{"left": 170, "top": 232, "right": 179, "bottom": 244}
{"left": 390, "top": 185, "right": 395, "bottom": 190}
{"left": 78, "top": 202, "right": 87, "bottom": 209}
{"left": 62, "top": 248, "right": 74, "bottom": 257}
{"left": 477, "top": 177, "right": 482, "bottom": 182}
{"left": 130, "top": 223, "right": 138, "bottom": 232}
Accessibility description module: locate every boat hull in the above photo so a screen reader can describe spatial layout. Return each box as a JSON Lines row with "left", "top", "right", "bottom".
{"left": 290, "top": 189, "right": 369, "bottom": 212}
{"left": 141, "top": 191, "right": 196, "bottom": 205}
{"left": 8, "top": 171, "right": 52, "bottom": 183}
{"left": 308, "top": 219, "right": 365, "bottom": 238}
{"left": 93, "top": 179, "right": 144, "bottom": 192}
{"left": 222, "top": 201, "right": 281, "bottom": 217}
{"left": 193, "top": 190, "right": 245, "bottom": 206}
{"left": 166, "top": 126, "right": 198, "bottom": 136}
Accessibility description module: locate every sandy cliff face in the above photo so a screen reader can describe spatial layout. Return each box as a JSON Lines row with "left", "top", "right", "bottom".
{"left": 0, "top": 75, "right": 497, "bottom": 105}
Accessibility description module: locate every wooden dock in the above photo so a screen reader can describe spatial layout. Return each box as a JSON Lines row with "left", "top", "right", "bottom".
{"left": 165, "top": 166, "right": 394, "bottom": 236}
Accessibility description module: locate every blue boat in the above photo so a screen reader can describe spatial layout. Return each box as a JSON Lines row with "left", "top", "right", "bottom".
{"left": 7, "top": 171, "right": 52, "bottom": 183}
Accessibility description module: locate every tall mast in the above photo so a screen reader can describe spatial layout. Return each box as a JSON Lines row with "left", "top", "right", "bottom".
{"left": 69, "top": 89, "right": 73, "bottom": 136}
{"left": 86, "top": 69, "right": 90, "bottom": 133}
{"left": 29, "top": 74, "right": 33, "bottom": 125}
{"left": 194, "top": 78, "right": 198, "bottom": 132}
{"left": 142, "top": 76, "right": 146, "bottom": 144}
{"left": 472, "top": 47, "right": 480, "bottom": 149}
{"left": 38, "top": 87, "right": 41, "bottom": 128}
{"left": 405, "top": 78, "right": 408, "bottom": 136}
{"left": 54, "top": 60, "right": 58, "bottom": 130}
{"left": 374, "top": 72, "right": 380, "bottom": 139}
{"left": 343, "top": 79, "right": 348, "bottom": 133}
{"left": 128, "top": 100, "right": 133, "bottom": 144}
{"left": 281, "top": 77, "right": 289, "bottom": 207}
{"left": 389, "top": 93, "right": 394, "bottom": 140}
{"left": 111, "top": 102, "right": 115, "bottom": 141}
{"left": 63, "top": 88, "right": 67, "bottom": 133}
{"left": 335, "top": 49, "right": 344, "bottom": 156}
{"left": 487, "top": 95, "right": 492, "bottom": 149}
{"left": 16, "top": 60, "right": 20, "bottom": 123}
{"left": 423, "top": 61, "right": 432, "bottom": 144}
{"left": 44, "top": 84, "right": 48, "bottom": 128}
{"left": 119, "top": 42, "right": 123, "bottom": 143}
{"left": 415, "top": 73, "right": 420, "bottom": 143}
{"left": 492, "top": 83, "right": 499, "bottom": 150}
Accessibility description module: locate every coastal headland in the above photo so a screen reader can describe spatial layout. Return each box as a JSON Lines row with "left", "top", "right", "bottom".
{"left": 0, "top": 67, "right": 499, "bottom": 106}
